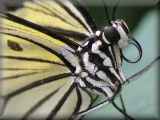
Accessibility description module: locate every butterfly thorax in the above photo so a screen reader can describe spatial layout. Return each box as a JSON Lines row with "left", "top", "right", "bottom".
{"left": 74, "top": 33, "right": 123, "bottom": 98}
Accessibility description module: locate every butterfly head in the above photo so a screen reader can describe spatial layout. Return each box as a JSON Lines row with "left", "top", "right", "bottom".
{"left": 103, "top": 19, "right": 130, "bottom": 48}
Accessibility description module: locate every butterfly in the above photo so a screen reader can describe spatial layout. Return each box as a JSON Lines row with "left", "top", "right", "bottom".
{"left": 1, "top": 0, "right": 158, "bottom": 120}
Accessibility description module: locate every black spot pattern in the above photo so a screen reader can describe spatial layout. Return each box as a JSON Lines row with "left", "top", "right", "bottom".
{"left": 76, "top": 36, "right": 122, "bottom": 98}
{"left": 89, "top": 53, "right": 103, "bottom": 67}
{"left": 7, "top": 40, "right": 23, "bottom": 51}
{"left": 99, "top": 42, "right": 116, "bottom": 68}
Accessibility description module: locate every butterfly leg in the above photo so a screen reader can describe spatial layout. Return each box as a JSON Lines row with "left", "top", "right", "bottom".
{"left": 111, "top": 99, "right": 135, "bottom": 120}
{"left": 119, "top": 94, "right": 128, "bottom": 120}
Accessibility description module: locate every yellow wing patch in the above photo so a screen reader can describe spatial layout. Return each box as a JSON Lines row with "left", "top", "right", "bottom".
{"left": 0, "top": 0, "right": 94, "bottom": 119}
{"left": 11, "top": 0, "right": 89, "bottom": 35}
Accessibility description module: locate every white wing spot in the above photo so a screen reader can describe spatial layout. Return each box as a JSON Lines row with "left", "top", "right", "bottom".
{"left": 80, "top": 72, "right": 88, "bottom": 78}
{"left": 103, "top": 57, "right": 112, "bottom": 67}
{"left": 101, "top": 87, "right": 114, "bottom": 98}
{"left": 75, "top": 77, "right": 86, "bottom": 87}
{"left": 96, "top": 70, "right": 107, "bottom": 80}
{"left": 95, "top": 30, "right": 101, "bottom": 36}
{"left": 83, "top": 52, "right": 97, "bottom": 74}
{"left": 91, "top": 40, "right": 102, "bottom": 53}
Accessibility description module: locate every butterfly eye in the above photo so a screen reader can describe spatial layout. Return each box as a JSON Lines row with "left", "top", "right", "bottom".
{"left": 103, "top": 26, "right": 120, "bottom": 44}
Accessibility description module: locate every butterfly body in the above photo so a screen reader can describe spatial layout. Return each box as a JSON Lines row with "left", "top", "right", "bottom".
{"left": 73, "top": 21, "right": 129, "bottom": 98}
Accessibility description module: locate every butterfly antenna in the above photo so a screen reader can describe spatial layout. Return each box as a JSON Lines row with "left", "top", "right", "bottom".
{"left": 111, "top": 0, "right": 120, "bottom": 20}
{"left": 111, "top": 100, "right": 135, "bottom": 120}
{"left": 102, "top": 0, "right": 111, "bottom": 25}
{"left": 74, "top": 0, "right": 97, "bottom": 31}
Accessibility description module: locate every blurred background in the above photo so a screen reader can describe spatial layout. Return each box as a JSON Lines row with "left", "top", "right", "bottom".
{"left": 83, "top": 1, "right": 160, "bottom": 120}
{"left": 0, "top": 0, "right": 159, "bottom": 119}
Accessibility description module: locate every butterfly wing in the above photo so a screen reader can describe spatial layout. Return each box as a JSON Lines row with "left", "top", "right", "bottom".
{"left": 8, "top": 0, "right": 96, "bottom": 39}
{"left": 0, "top": 0, "right": 97, "bottom": 119}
